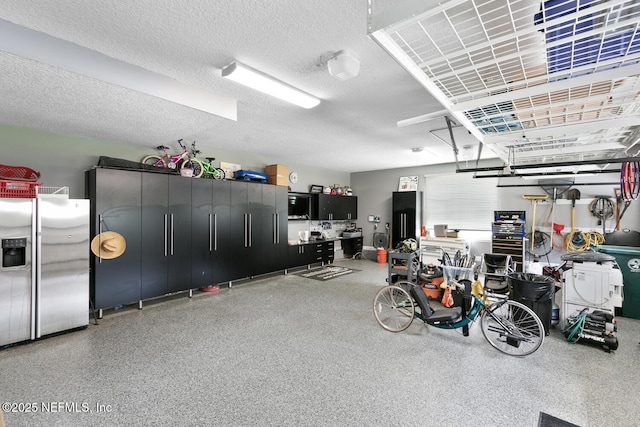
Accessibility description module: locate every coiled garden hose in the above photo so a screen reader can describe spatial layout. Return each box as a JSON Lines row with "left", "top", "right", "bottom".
{"left": 562, "top": 312, "right": 587, "bottom": 344}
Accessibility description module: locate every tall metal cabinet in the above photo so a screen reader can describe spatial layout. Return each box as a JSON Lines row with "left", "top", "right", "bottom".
{"left": 87, "top": 168, "right": 142, "bottom": 310}
{"left": 261, "top": 185, "right": 288, "bottom": 272}
{"left": 89, "top": 168, "right": 289, "bottom": 309}
{"left": 140, "top": 173, "right": 192, "bottom": 300}
{"left": 191, "top": 179, "right": 231, "bottom": 287}
{"left": 228, "top": 181, "right": 288, "bottom": 279}
{"left": 392, "top": 191, "right": 423, "bottom": 248}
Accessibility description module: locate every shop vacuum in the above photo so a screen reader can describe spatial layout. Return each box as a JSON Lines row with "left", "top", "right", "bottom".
{"left": 562, "top": 308, "right": 618, "bottom": 353}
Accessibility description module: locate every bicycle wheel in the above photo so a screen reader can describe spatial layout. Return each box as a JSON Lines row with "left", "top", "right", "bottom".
{"left": 213, "top": 167, "right": 225, "bottom": 180}
{"left": 480, "top": 299, "right": 544, "bottom": 356}
{"left": 373, "top": 285, "right": 414, "bottom": 332}
{"left": 181, "top": 158, "right": 204, "bottom": 178}
{"left": 141, "top": 155, "right": 166, "bottom": 168}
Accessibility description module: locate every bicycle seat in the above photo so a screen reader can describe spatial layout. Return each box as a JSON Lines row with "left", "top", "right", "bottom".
{"left": 410, "top": 285, "right": 462, "bottom": 324}
{"left": 156, "top": 145, "right": 170, "bottom": 150}
{"left": 205, "top": 157, "right": 215, "bottom": 162}
{"left": 424, "top": 307, "right": 462, "bottom": 324}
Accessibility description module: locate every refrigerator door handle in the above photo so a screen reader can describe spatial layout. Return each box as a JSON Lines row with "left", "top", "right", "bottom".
{"left": 248, "top": 213, "right": 252, "bottom": 247}
{"left": 33, "top": 199, "right": 39, "bottom": 339}
{"left": 208, "top": 213, "right": 212, "bottom": 252}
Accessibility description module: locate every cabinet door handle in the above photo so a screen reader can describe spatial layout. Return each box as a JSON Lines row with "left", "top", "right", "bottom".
{"left": 273, "top": 213, "right": 277, "bottom": 244}
{"left": 244, "top": 214, "right": 248, "bottom": 247}
{"left": 214, "top": 214, "right": 218, "bottom": 251}
{"left": 98, "top": 214, "right": 103, "bottom": 264}
{"left": 249, "top": 213, "right": 252, "bottom": 247}
{"left": 170, "top": 214, "right": 174, "bottom": 255}
{"left": 208, "top": 214, "right": 213, "bottom": 252}
{"left": 164, "top": 214, "right": 168, "bottom": 256}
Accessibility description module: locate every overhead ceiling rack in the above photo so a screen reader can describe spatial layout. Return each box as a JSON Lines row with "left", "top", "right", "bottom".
{"left": 368, "top": 0, "right": 640, "bottom": 169}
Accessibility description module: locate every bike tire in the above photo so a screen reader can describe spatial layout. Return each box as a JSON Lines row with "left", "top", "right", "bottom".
{"left": 372, "top": 285, "right": 415, "bottom": 332}
{"left": 141, "top": 155, "right": 166, "bottom": 168}
{"left": 181, "top": 158, "right": 204, "bottom": 178}
{"left": 213, "top": 167, "right": 225, "bottom": 180}
{"left": 480, "top": 299, "right": 544, "bottom": 357}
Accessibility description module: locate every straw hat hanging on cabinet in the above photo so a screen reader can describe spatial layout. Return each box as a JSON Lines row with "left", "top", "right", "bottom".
{"left": 91, "top": 231, "right": 126, "bottom": 259}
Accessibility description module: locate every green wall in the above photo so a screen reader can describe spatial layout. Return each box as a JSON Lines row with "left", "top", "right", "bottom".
{"left": 0, "top": 124, "right": 350, "bottom": 199}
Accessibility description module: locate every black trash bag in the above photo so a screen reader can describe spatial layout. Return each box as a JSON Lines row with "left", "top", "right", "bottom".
{"left": 508, "top": 272, "right": 555, "bottom": 301}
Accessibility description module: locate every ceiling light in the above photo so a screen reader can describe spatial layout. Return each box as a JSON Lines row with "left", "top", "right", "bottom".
{"left": 520, "top": 173, "right": 597, "bottom": 180}
{"left": 327, "top": 50, "right": 360, "bottom": 81}
{"left": 221, "top": 61, "right": 320, "bottom": 109}
{"left": 411, "top": 147, "right": 424, "bottom": 153}
{"left": 0, "top": 18, "right": 237, "bottom": 120}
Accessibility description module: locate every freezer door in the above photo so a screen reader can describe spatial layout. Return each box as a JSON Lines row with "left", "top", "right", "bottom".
{"left": 0, "top": 199, "right": 35, "bottom": 346}
{"left": 37, "top": 198, "right": 89, "bottom": 337}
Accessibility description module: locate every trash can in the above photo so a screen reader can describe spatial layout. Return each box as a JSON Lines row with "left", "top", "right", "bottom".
{"left": 595, "top": 245, "right": 640, "bottom": 320}
{"left": 508, "top": 272, "right": 555, "bottom": 335}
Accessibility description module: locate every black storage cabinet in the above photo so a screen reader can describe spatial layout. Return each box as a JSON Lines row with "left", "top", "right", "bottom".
{"left": 391, "top": 191, "right": 423, "bottom": 248}
{"left": 508, "top": 272, "right": 555, "bottom": 335}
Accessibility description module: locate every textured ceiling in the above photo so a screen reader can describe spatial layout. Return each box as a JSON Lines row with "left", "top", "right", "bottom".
{"left": 1, "top": 0, "right": 476, "bottom": 173}
{"left": 2, "top": 1, "right": 635, "bottom": 175}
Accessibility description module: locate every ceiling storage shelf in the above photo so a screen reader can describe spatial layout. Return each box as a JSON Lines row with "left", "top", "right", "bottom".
{"left": 368, "top": 0, "right": 640, "bottom": 170}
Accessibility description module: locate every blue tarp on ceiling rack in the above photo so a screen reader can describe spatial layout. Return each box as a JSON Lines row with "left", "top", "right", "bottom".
{"left": 534, "top": 0, "right": 640, "bottom": 74}
{"left": 466, "top": 103, "right": 523, "bottom": 133}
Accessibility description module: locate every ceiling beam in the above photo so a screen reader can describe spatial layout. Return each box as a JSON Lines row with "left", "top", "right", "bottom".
{"left": 0, "top": 18, "right": 237, "bottom": 121}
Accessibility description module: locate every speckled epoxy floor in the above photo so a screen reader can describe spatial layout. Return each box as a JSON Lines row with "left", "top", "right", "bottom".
{"left": 1, "top": 258, "right": 639, "bottom": 427}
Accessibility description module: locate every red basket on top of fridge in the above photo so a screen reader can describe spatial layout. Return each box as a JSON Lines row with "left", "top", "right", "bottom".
{"left": 0, "top": 163, "right": 41, "bottom": 181}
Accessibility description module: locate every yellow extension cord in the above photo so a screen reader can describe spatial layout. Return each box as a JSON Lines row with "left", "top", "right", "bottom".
{"left": 565, "top": 230, "right": 605, "bottom": 252}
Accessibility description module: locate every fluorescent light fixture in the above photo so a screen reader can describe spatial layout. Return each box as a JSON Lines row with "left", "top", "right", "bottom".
{"left": 222, "top": 61, "right": 320, "bottom": 109}
{"left": 520, "top": 173, "right": 597, "bottom": 180}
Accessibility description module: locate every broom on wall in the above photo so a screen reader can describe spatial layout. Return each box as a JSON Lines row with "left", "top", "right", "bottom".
{"left": 523, "top": 194, "right": 549, "bottom": 252}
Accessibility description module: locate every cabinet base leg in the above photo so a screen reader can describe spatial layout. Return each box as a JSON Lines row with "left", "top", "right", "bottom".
{"left": 284, "top": 269, "right": 288, "bottom": 275}
{"left": 228, "top": 281, "right": 232, "bottom": 288}
{"left": 189, "top": 289, "right": 193, "bottom": 298}
{"left": 98, "top": 309, "right": 103, "bottom": 319}
{"left": 138, "top": 301, "right": 143, "bottom": 310}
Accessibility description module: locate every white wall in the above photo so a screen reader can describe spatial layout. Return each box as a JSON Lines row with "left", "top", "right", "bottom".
{"left": 351, "top": 162, "right": 640, "bottom": 264}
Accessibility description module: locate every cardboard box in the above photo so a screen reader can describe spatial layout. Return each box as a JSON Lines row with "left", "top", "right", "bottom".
{"left": 265, "top": 164, "right": 288, "bottom": 177}
{"left": 268, "top": 174, "right": 288, "bottom": 186}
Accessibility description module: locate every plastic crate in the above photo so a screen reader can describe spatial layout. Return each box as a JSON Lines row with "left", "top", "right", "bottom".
{"left": 0, "top": 179, "right": 42, "bottom": 198}
{"left": 0, "top": 164, "right": 40, "bottom": 181}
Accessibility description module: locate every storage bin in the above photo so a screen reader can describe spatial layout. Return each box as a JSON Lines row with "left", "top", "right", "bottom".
{"left": 0, "top": 179, "right": 42, "bottom": 198}
{"left": 595, "top": 245, "right": 640, "bottom": 320}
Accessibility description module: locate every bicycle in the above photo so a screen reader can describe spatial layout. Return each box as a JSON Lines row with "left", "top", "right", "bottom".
{"left": 372, "top": 266, "right": 545, "bottom": 356}
{"left": 142, "top": 139, "right": 204, "bottom": 178}
{"left": 190, "top": 142, "right": 226, "bottom": 180}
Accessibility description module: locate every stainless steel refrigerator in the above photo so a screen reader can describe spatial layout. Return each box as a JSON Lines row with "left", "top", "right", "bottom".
{"left": 0, "top": 197, "right": 89, "bottom": 347}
